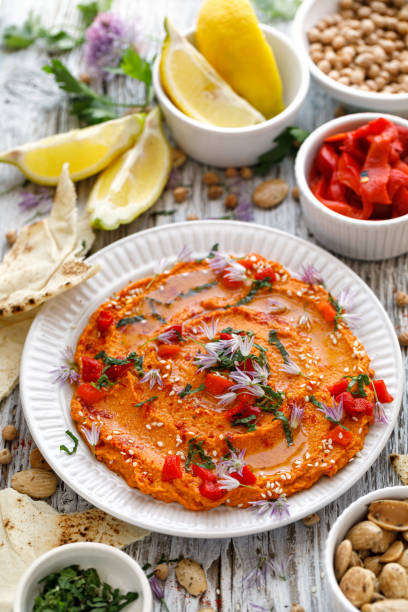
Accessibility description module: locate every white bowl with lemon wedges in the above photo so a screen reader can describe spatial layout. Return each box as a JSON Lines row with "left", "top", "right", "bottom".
{"left": 153, "top": 0, "right": 309, "bottom": 167}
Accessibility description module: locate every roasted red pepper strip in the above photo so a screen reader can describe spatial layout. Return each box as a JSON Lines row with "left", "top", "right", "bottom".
{"left": 97, "top": 310, "right": 113, "bottom": 332}
{"left": 327, "top": 426, "right": 353, "bottom": 448}
{"left": 77, "top": 383, "right": 106, "bottom": 405}
{"left": 337, "top": 152, "right": 362, "bottom": 195}
{"left": 329, "top": 378, "right": 349, "bottom": 396}
{"left": 157, "top": 344, "right": 182, "bottom": 359}
{"left": 316, "top": 144, "right": 339, "bottom": 176}
{"left": 192, "top": 464, "right": 217, "bottom": 481}
{"left": 204, "top": 373, "right": 234, "bottom": 395}
{"left": 199, "top": 480, "right": 224, "bottom": 500}
{"left": 81, "top": 357, "right": 103, "bottom": 382}
{"left": 373, "top": 379, "right": 394, "bottom": 403}
{"left": 162, "top": 455, "right": 182, "bottom": 481}
{"left": 361, "top": 135, "right": 392, "bottom": 207}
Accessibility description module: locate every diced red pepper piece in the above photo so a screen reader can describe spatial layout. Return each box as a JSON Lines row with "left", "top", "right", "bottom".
{"left": 160, "top": 324, "right": 183, "bottom": 342}
{"left": 373, "top": 379, "right": 394, "bottom": 403}
{"left": 316, "top": 143, "right": 339, "bottom": 177}
{"left": 81, "top": 356, "right": 103, "bottom": 383}
{"left": 317, "top": 300, "right": 337, "bottom": 323}
{"left": 220, "top": 270, "right": 244, "bottom": 290}
{"left": 230, "top": 465, "right": 257, "bottom": 486}
{"left": 157, "top": 344, "right": 182, "bottom": 359}
{"left": 329, "top": 378, "right": 349, "bottom": 396}
{"left": 97, "top": 310, "right": 114, "bottom": 332}
{"left": 336, "top": 392, "right": 356, "bottom": 416}
{"left": 192, "top": 464, "right": 217, "bottom": 481}
{"left": 199, "top": 480, "right": 225, "bottom": 501}
{"left": 219, "top": 333, "right": 232, "bottom": 340}
{"left": 328, "top": 425, "right": 353, "bottom": 448}
{"left": 77, "top": 382, "right": 106, "bottom": 405}
{"left": 204, "top": 373, "right": 234, "bottom": 395}
{"left": 162, "top": 455, "right": 182, "bottom": 481}
{"left": 254, "top": 267, "right": 276, "bottom": 282}
{"left": 354, "top": 398, "right": 374, "bottom": 417}
{"left": 225, "top": 403, "right": 261, "bottom": 421}
{"left": 105, "top": 362, "right": 133, "bottom": 381}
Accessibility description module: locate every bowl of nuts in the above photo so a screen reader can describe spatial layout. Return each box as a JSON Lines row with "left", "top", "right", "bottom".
{"left": 292, "top": 0, "right": 408, "bottom": 116}
{"left": 326, "top": 486, "right": 408, "bottom": 612}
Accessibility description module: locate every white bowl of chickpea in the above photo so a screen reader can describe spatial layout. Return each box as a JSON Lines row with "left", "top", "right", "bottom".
{"left": 292, "top": 0, "right": 408, "bottom": 117}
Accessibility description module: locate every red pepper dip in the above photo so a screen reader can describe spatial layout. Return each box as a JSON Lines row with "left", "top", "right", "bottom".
{"left": 70, "top": 248, "right": 393, "bottom": 511}
{"left": 309, "top": 118, "right": 408, "bottom": 220}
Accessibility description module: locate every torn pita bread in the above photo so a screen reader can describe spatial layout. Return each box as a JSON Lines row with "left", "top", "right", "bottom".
{"left": 0, "top": 164, "right": 99, "bottom": 319}
{"left": 389, "top": 453, "right": 408, "bottom": 485}
{"left": 0, "top": 488, "right": 149, "bottom": 611}
{"left": 0, "top": 166, "right": 99, "bottom": 402}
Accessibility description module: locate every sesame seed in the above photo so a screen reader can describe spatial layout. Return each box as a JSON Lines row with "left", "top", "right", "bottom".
{"left": 305, "top": 452, "right": 310, "bottom": 459}
{"left": 128, "top": 450, "right": 134, "bottom": 455}
{"left": 133, "top": 462, "right": 137, "bottom": 467}
{"left": 169, "top": 390, "right": 175, "bottom": 396}
{"left": 157, "top": 441, "right": 164, "bottom": 447}
{"left": 219, "top": 434, "right": 224, "bottom": 440}
{"left": 177, "top": 399, "right": 182, "bottom": 404}
{"left": 166, "top": 364, "right": 171, "bottom": 370}
{"left": 146, "top": 424, "right": 151, "bottom": 430}
{"left": 78, "top": 411, "right": 83, "bottom": 417}
{"left": 106, "top": 435, "right": 112, "bottom": 441}
{"left": 113, "top": 430, "right": 120, "bottom": 434}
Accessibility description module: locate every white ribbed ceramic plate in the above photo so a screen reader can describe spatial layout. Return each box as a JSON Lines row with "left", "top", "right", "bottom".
{"left": 20, "top": 221, "right": 403, "bottom": 538}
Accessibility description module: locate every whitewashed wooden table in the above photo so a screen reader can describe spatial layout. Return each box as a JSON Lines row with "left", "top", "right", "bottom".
{"left": 1, "top": 1, "right": 407, "bottom": 610}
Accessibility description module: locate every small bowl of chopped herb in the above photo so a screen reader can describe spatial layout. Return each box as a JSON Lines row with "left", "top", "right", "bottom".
{"left": 13, "top": 542, "right": 152, "bottom": 612}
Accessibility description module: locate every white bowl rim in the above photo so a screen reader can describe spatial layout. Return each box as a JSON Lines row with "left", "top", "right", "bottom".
{"left": 295, "top": 111, "right": 408, "bottom": 228}
{"left": 325, "top": 485, "right": 408, "bottom": 612}
{"left": 152, "top": 23, "right": 310, "bottom": 135}
{"left": 13, "top": 542, "right": 153, "bottom": 612}
{"left": 293, "top": 0, "right": 408, "bottom": 102}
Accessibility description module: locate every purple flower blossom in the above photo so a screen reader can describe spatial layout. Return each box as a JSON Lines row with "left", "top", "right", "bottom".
{"left": 208, "top": 251, "right": 230, "bottom": 274}
{"left": 249, "top": 605, "right": 273, "bottom": 611}
{"left": 249, "top": 495, "right": 290, "bottom": 519}
{"left": 297, "top": 313, "right": 311, "bottom": 330}
{"left": 224, "top": 262, "right": 247, "bottom": 283}
{"left": 290, "top": 403, "right": 304, "bottom": 430}
{"left": 199, "top": 318, "right": 219, "bottom": 340}
{"left": 270, "top": 556, "right": 292, "bottom": 580}
{"left": 156, "top": 258, "right": 169, "bottom": 275}
{"left": 300, "top": 264, "right": 324, "bottom": 285}
{"left": 18, "top": 185, "right": 53, "bottom": 213}
{"left": 337, "top": 288, "right": 353, "bottom": 311}
{"left": 374, "top": 401, "right": 389, "bottom": 424}
{"left": 156, "top": 327, "right": 181, "bottom": 344}
{"left": 230, "top": 370, "right": 265, "bottom": 397}
{"left": 50, "top": 346, "right": 79, "bottom": 384}
{"left": 80, "top": 422, "right": 101, "bottom": 455}
{"left": 279, "top": 358, "right": 301, "bottom": 376}
{"left": 84, "top": 12, "right": 142, "bottom": 79}
{"left": 218, "top": 472, "right": 241, "bottom": 491}
{"left": 237, "top": 334, "right": 254, "bottom": 357}
{"left": 141, "top": 368, "right": 162, "bottom": 389}
{"left": 177, "top": 244, "right": 194, "bottom": 262}
{"left": 217, "top": 448, "right": 246, "bottom": 477}
{"left": 218, "top": 335, "right": 241, "bottom": 356}
{"left": 233, "top": 196, "right": 255, "bottom": 222}
{"left": 243, "top": 551, "right": 275, "bottom": 589}
{"left": 216, "top": 391, "right": 237, "bottom": 406}
{"left": 149, "top": 576, "right": 170, "bottom": 612}
{"left": 194, "top": 345, "right": 220, "bottom": 371}
{"left": 268, "top": 298, "right": 287, "bottom": 314}
{"left": 251, "top": 362, "right": 270, "bottom": 384}
{"left": 316, "top": 396, "right": 344, "bottom": 423}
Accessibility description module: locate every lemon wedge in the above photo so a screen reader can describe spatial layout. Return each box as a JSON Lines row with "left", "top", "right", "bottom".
{"left": 160, "top": 19, "right": 265, "bottom": 128}
{"left": 0, "top": 114, "right": 144, "bottom": 186}
{"left": 87, "top": 107, "right": 171, "bottom": 230}
{"left": 196, "top": 0, "right": 284, "bottom": 119}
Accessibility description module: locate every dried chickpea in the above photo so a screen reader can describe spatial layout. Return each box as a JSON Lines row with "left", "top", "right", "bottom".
{"left": 361, "top": 19, "right": 375, "bottom": 35}
{"left": 311, "top": 51, "right": 324, "bottom": 63}
{"left": 307, "top": 28, "right": 321, "bottom": 43}
{"left": 203, "top": 171, "right": 220, "bottom": 185}
{"left": 357, "top": 7, "right": 371, "bottom": 19}
{"left": 368, "top": 64, "right": 381, "bottom": 79}
{"left": 328, "top": 70, "right": 340, "bottom": 80}
{"left": 240, "top": 166, "right": 253, "bottom": 180}
{"left": 338, "top": 76, "right": 350, "bottom": 85}
{"left": 225, "top": 193, "right": 238, "bottom": 210}
{"left": 0, "top": 449, "right": 12, "bottom": 465}
{"left": 317, "top": 60, "right": 331, "bottom": 74}
{"left": 207, "top": 185, "right": 223, "bottom": 199}
{"left": 333, "top": 35, "right": 346, "bottom": 50}
{"left": 2, "top": 425, "right": 18, "bottom": 441}
{"left": 372, "top": 1, "right": 387, "bottom": 14}
{"left": 350, "top": 68, "right": 365, "bottom": 85}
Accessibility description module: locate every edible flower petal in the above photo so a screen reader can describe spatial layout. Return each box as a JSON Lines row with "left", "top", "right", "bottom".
{"left": 279, "top": 358, "right": 301, "bottom": 376}
{"left": 249, "top": 495, "right": 290, "bottom": 518}
{"left": 199, "top": 318, "right": 219, "bottom": 340}
{"left": 141, "top": 368, "right": 162, "bottom": 389}
{"left": 316, "top": 396, "right": 344, "bottom": 423}
{"left": 80, "top": 422, "right": 101, "bottom": 455}
{"left": 50, "top": 346, "right": 79, "bottom": 384}
{"left": 224, "top": 262, "right": 247, "bottom": 283}
{"left": 217, "top": 472, "right": 241, "bottom": 491}
{"left": 374, "top": 401, "right": 389, "bottom": 424}
{"left": 289, "top": 403, "right": 304, "bottom": 430}
{"left": 177, "top": 244, "right": 194, "bottom": 262}
{"left": 300, "top": 264, "right": 324, "bottom": 285}
{"left": 216, "top": 391, "right": 237, "bottom": 406}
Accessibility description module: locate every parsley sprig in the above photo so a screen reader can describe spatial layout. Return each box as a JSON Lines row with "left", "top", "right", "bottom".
{"left": 346, "top": 374, "right": 370, "bottom": 397}
{"left": 106, "top": 47, "right": 154, "bottom": 108}
{"left": 33, "top": 564, "right": 138, "bottom": 611}
{"left": 268, "top": 330, "right": 289, "bottom": 364}
{"left": 3, "top": 11, "right": 83, "bottom": 52}
{"left": 185, "top": 437, "right": 215, "bottom": 471}
{"left": 254, "top": 126, "right": 309, "bottom": 176}
{"left": 116, "top": 315, "right": 146, "bottom": 328}
{"left": 178, "top": 383, "right": 205, "bottom": 398}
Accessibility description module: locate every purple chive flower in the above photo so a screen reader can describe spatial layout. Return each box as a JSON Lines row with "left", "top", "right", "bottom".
{"left": 218, "top": 472, "right": 241, "bottom": 491}
{"left": 374, "top": 401, "right": 389, "bottom": 424}
{"left": 268, "top": 298, "right": 287, "bottom": 314}
{"left": 141, "top": 368, "right": 162, "bottom": 389}
{"left": 84, "top": 12, "right": 142, "bottom": 79}
{"left": 199, "top": 318, "right": 219, "bottom": 340}
{"left": 251, "top": 362, "right": 270, "bottom": 384}
{"left": 233, "top": 196, "right": 255, "bottom": 222}
{"left": 244, "top": 551, "right": 275, "bottom": 589}
{"left": 208, "top": 251, "right": 230, "bottom": 274}
{"left": 290, "top": 403, "right": 304, "bottom": 430}
{"left": 177, "top": 244, "right": 194, "bottom": 262}
{"left": 218, "top": 335, "right": 241, "bottom": 356}
{"left": 217, "top": 448, "right": 246, "bottom": 477}
{"left": 279, "top": 358, "right": 301, "bottom": 376}
{"left": 317, "top": 396, "right": 344, "bottom": 423}
{"left": 156, "top": 327, "right": 181, "bottom": 344}
{"left": 249, "top": 605, "right": 273, "bottom": 611}
{"left": 297, "top": 313, "right": 311, "bottom": 330}
{"left": 18, "top": 185, "right": 53, "bottom": 213}
{"left": 224, "top": 262, "right": 247, "bottom": 283}
{"left": 270, "top": 556, "right": 292, "bottom": 581}
{"left": 149, "top": 576, "right": 170, "bottom": 612}
{"left": 194, "top": 345, "right": 220, "bottom": 371}
{"left": 50, "top": 346, "right": 79, "bottom": 384}
{"left": 300, "top": 264, "right": 324, "bottom": 285}
{"left": 337, "top": 288, "right": 353, "bottom": 310}
{"left": 80, "top": 422, "right": 101, "bottom": 455}
{"left": 216, "top": 391, "right": 237, "bottom": 406}
{"left": 237, "top": 334, "right": 254, "bottom": 357}
{"left": 230, "top": 370, "right": 265, "bottom": 397}
{"left": 249, "top": 495, "right": 290, "bottom": 519}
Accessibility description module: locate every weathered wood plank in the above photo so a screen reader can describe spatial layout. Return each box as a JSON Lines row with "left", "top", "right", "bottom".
{"left": 0, "top": 1, "right": 407, "bottom": 610}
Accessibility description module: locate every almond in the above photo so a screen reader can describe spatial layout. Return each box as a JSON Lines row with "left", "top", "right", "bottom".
{"left": 175, "top": 559, "right": 207, "bottom": 596}
{"left": 11, "top": 468, "right": 57, "bottom": 498}
{"left": 252, "top": 179, "right": 289, "bottom": 209}
{"left": 172, "top": 147, "right": 187, "bottom": 168}
{"left": 30, "top": 447, "right": 52, "bottom": 471}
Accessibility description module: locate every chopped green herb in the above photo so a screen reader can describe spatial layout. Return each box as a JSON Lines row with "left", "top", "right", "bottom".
{"left": 257, "top": 389, "right": 292, "bottom": 445}
{"left": 33, "top": 564, "right": 138, "bottom": 611}
{"left": 92, "top": 373, "right": 115, "bottom": 390}
{"left": 116, "top": 315, "right": 146, "bottom": 328}
{"left": 134, "top": 396, "right": 158, "bottom": 408}
{"left": 231, "top": 413, "right": 257, "bottom": 432}
{"left": 328, "top": 293, "right": 343, "bottom": 331}
{"left": 185, "top": 437, "right": 215, "bottom": 471}
{"left": 178, "top": 383, "right": 205, "bottom": 398}
{"left": 254, "top": 126, "right": 309, "bottom": 176}
{"left": 106, "top": 47, "right": 154, "bottom": 107}
{"left": 346, "top": 373, "right": 370, "bottom": 397}
{"left": 146, "top": 297, "right": 167, "bottom": 323}
{"left": 271, "top": 411, "right": 293, "bottom": 445}
{"left": 60, "top": 430, "right": 79, "bottom": 455}
{"left": 196, "top": 243, "right": 219, "bottom": 263}
{"left": 77, "top": 0, "right": 112, "bottom": 27}
{"left": 268, "top": 330, "right": 289, "bottom": 364}
{"left": 95, "top": 350, "right": 144, "bottom": 375}
{"left": 177, "top": 281, "right": 217, "bottom": 299}
{"left": 232, "top": 277, "right": 273, "bottom": 307}
{"left": 220, "top": 326, "right": 255, "bottom": 337}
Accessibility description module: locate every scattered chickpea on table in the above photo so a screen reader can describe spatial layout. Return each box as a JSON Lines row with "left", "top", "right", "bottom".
{"left": 308, "top": 0, "right": 408, "bottom": 93}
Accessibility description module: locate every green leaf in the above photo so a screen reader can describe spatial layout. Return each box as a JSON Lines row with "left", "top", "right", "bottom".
{"left": 185, "top": 437, "right": 215, "bottom": 471}
{"left": 268, "top": 330, "right": 289, "bottom": 364}
{"left": 253, "top": 0, "right": 301, "bottom": 20}
{"left": 60, "top": 430, "right": 79, "bottom": 455}
{"left": 107, "top": 47, "right": 155, "bottom": 107}
{"left": 42, "top": 30, "right": 82, "bottom": 53}
{"left": 254, "top": 126, "right": 309, "bottom": 176}
{"left": 196, "top": 243, "right": 219, "bottom": 263}
{"left": 116, "top": 315, "right": 146, "bottom": 328}
{"left": 231, "top": 413, "right": 257, "bottom": 432}
{"left": 92, "top": 373, "right": 115, "bottom": 390}
{"left": 134, "top": 396, "right": 158, "bottom": 408}
{"left": 77, "top": 0, "right": 112, "bottom": 27}
{"left": 232, "top": 277, "right": 273, "bottom": 307}
{"left": 346, "top": 374, "right": 370, "bottom": 397}
{"left": 328, "top": 293, "right": 343, "bottom": 331}
{"left": 178, "top": 383, "right": 205, "bottom": 398}
{"left": 3, "top": 12, "right": 43, "bottom": 50}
